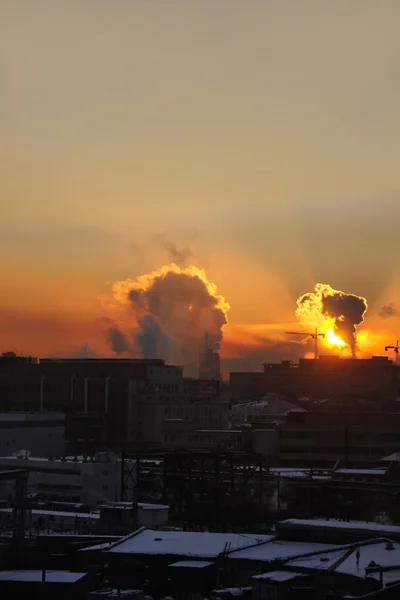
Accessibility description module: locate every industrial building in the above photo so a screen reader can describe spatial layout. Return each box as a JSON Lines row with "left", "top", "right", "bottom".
{"left": 0, "top": 411, "right": 66, "bottom": 457}
{"left": 0, "top": 452, "right": 121, "bottom": 507}
{"left": 230, "top": 355, "right": 400, "bottom": 402}
{"left": 277, "top": 411, "right": 400, "bottom": 467}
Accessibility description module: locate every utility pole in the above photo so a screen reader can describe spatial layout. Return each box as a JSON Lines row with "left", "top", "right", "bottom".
{"left": 285, "top": 328, "right": 325, "bottom": 359}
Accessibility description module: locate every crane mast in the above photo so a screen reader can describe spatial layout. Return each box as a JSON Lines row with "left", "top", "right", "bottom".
{"left": 285, "top": 327, "right": 325, "bottom": 359}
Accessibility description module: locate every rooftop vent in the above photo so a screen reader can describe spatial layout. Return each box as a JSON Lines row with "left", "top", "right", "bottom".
{"left": 386, "top": 541, "right": 395, "bottom": 551}
{"left": 154, "top": 538, "right": 163, "bottom": 541}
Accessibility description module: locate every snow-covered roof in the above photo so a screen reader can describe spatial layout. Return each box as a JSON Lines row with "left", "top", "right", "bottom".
{"left": 108, "top": 528, "right": 271, "bottom": 558}
{"left": 228, "top": 540, "right": 337, "bottom": 562}
{"left": 280, "top": 519, "right": 400, "bottom": 536}
{"left": 334, "top": 469, "right": 387, "bottom": 476}
{"left": 286, "top": 539, "right": 400, "bottom": 586}
{"left": 169, "top": 561, "right": 213, "bottom": 568}
{"left": 0, "top": 570, "right": 87, "bottom": 583}
{"left": 382, "top": 453, "right": 400, "bottom": 463}
{"left": 0, "top": 508, "right": 99, "bottom": 519}
{"left": 252, "top": 570, "right": 307, "bottom": 582}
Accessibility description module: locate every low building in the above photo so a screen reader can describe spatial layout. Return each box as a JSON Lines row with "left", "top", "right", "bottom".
{"left": 0, "top": 411, "right": 66, "bottom": 457}
{"left": 0, "top": 452, "right": 120, "bottom": 507}
{"left": 0, "top": 570, "right": 93, "bottom": 600}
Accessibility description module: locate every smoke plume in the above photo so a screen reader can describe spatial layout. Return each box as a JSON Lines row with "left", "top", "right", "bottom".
{"left": 378, "top": 304, "right": 400, "bottom": 319}
{"left": 111, "top": 263, "right": 229, "bottom": 368}
{"left": 296, "top": 283, "right": 368, "bottom": 356}
{"left": 106, "top": 326, "right": 132, "bottom": 355}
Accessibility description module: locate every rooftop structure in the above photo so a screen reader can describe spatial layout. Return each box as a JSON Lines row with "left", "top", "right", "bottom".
{"left": 107, "top": 527, "right": 272, "bottom": 558}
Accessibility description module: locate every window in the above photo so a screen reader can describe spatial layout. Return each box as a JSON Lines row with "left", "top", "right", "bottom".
{"left": 103, "top": 485, "right": 108, "bottom": 491}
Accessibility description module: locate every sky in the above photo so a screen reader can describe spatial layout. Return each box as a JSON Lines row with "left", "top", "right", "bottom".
{"left": 2, "top": 1, "right": 400, "bottom": 375}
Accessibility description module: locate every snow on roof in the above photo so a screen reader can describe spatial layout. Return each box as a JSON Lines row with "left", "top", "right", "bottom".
{"left": 286, "top": 539, "right": 400, "bottom": 584}
{"left": 382, "top": 453, "right": 400, "bottom": 463}
{"left": 228, "top": 540, "right": 337, "bottom": 562}
{"left": 334, "top": 469, "right": 387, "bottom": 476}
{"left": 169, "top": 561, "right": 214, "bottom": 568}
{"left": 280, "top": 519, "right": 400, "bottom": 535}
{"left": 0, "top": 508, "right": 98, "bottom": 519}
{"left": 108, "top": 528, "right": 272, "bottom": 558}
{"left": 0, "top": 570, "right": 87, "bottom": 583}
{"left": 79, "top": 542, "right": 113, "bottom": 552}
{"left": 252, "top": 570, "right": 307, "bottom": 582}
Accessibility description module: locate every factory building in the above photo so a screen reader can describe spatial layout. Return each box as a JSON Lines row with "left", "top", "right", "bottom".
{"left": 0, "top": 411, "right": 66, "bottom": 457}
{"left": 230, "top": 355, "right": 400, "bottom": 402}
{"left": 0, "top": 452, "right": 121, "bottom": 507}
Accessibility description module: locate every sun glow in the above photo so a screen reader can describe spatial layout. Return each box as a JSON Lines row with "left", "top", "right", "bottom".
{"left": 324, "top": 328, "right": 346, "bottom": 348}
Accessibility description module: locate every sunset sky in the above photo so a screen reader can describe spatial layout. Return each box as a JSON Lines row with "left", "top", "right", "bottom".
{"left": 2, "top": 1, "right": 400, "bottom": 374}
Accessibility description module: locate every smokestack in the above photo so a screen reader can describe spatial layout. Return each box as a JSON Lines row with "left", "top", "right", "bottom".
{"left": 84, "top": 377, "right": 88, "bottom": 413}
{"left": 40, "top": 376, "right": 44, "bottom": 411}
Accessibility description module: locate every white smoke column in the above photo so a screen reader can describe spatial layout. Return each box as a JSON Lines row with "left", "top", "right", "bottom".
{"left": 111, "top": 263, "right": 229, "bottom": 369}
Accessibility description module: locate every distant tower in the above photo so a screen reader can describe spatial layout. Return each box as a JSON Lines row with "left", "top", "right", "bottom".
{"left": 199, "top": 332, "right": 221, "bottom": 380}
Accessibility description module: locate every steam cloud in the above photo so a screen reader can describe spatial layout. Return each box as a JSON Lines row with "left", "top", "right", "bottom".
{"left": 296, "top": 283, "right": 368, "bottom": 356}
{"left": 110, "top": 264, "right": 229, "bottom": 370}
{"left": 379, "top": 304, "right": 400, "bottom": 319}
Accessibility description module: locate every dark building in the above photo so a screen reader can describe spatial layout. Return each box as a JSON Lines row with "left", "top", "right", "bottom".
{"left": 278, "top": 410, "right": 400, "bottom": 467}
{"left": 230, "top": 356, "right": 400, "bottom": 403}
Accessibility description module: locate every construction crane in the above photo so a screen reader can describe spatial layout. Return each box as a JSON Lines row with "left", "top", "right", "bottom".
{"left": 285, "top": 327, "right": 325, "bottom": 359}
{"left": 385, "top": 340, "right": 399, "bottom": 355}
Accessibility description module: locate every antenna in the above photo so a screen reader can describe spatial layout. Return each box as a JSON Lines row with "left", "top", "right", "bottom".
{"left": 285, "top": 328, "right": 325, "bottom": 359}
{"left": 385, "top": 341, "right": 399, "bottom": 356}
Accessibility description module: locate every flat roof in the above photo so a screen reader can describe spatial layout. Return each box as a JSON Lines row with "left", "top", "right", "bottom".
{"left": 228, "top": 539, "right": 338, "bottom": 562}
{"left": 279, "top": 519, "right": 400, "bottom": 535}
{"left": 0, "top": 508, "right": 98, "bottom": 519}
{"left": 0, "top": 570, "right": 87, "bottom": 583}
{"left": 169, "top": 561, "right": 214, "bottom": 569}
{"left": 108, "top": 528, "right": 271, "bottom": 558}
{"left": 252, "top": 570, "right": 307, "bottom": 582}
{"left": 287, "top": 539, "right": 400, "bottom": 586}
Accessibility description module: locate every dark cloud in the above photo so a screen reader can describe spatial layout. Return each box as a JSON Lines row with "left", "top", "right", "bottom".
{"left": 106, "top": 327, "right": 132, "bottom": 355}
{"left": 378, "top": 304, "right": 400, "bottom": 319}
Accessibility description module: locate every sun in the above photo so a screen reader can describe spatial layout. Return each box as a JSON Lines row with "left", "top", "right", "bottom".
{"left": 325, "top": 328, "right": 346, "bottom": 348}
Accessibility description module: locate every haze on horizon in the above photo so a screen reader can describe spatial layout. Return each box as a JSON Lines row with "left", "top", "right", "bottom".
{"left": 1, "top": 1, "right": 400, "bottom": 374}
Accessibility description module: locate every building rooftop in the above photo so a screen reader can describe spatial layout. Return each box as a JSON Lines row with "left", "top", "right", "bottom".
{"left": 0, "top": 508, "right": 98, "bottom": 519}
{"left": 286, "top": 539, "right": 400, "bottom": 586}
{"left": 280, "top": 519, "right": 400, "bottom": 536}
{"left": 252, "top": 570, "right": 307, "bottom": 582}
{"left": 0, "top": 570, "right": 87, "bottom": 583}
{"left": 228, "top": 539, "right": 337, "bottom": 562}
{"left": 169, "top": 561, "right": 214, "bottom": 569}
{"left": 334, "top": 469, "right": 387, "bottom": 476}
{"left": 108, "top": 528, "right": 271, "bottom": 558}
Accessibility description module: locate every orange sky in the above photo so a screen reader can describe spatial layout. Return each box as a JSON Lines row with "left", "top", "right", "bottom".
{"left": 2, "top": 3, "right": 400, "bottom": 375}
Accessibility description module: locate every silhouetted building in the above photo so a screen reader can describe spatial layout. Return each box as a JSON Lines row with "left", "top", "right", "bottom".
{"left": 230, "top": 355, "right": 400, "bottom": 402}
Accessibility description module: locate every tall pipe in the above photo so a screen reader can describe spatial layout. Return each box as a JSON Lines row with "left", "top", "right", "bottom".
{"left": 40, "top": 376, "right": 44, "bottom": 411}
{"left": 105, "top": 377, "right": 110, "bottom": 414}
{"left": 70, "top": 375, "right": 75, "bottom": 404}
{"left": 84, "top": 377, "right": 88, "bottom": 413}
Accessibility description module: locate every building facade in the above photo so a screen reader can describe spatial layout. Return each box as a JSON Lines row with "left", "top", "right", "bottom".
{"left": 0, "top": 452, "right": 121, "bottom": 507}
{"left": 0, "top": 411, "right": 66, "bottom": 457}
